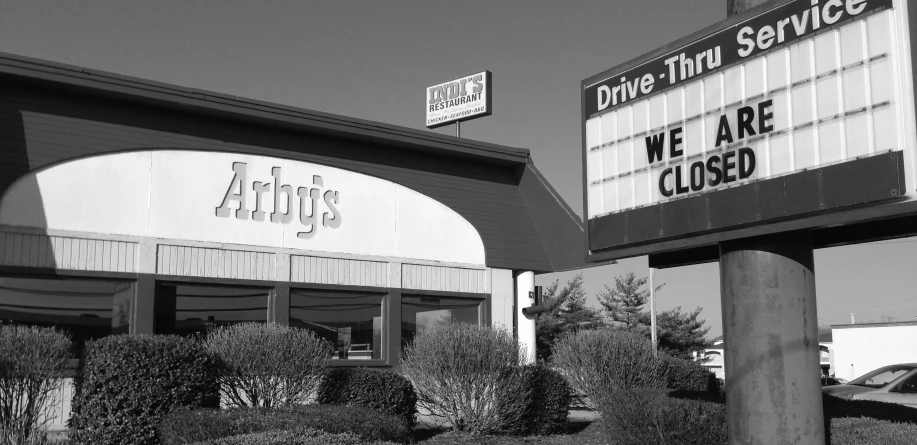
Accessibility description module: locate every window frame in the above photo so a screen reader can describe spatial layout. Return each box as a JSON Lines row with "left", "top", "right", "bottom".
{"left": 289, "top": 283, "right": 389, "bottom": 366}
{"left": 0, "top": 269, "right": 138, "bottom": 362}
{"left": 154, "top": 278, "right": 274, "bottom": 336}
{"left": 399, "top": 291, "right": 489, "bottom": 349}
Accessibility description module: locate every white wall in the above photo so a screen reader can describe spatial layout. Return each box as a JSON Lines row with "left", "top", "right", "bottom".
{"left": 0, "top": 150, "right": 485, "bottom": 267}
{"left": 833, "top": 324, "right": 917, "bottom": 381}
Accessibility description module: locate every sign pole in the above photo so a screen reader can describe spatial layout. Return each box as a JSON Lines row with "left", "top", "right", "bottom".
{"left": 719, "top": 6, "right": 825, "bottom": 445}
{"left": 649, "top": 267, "right": 657, "bottom": 355}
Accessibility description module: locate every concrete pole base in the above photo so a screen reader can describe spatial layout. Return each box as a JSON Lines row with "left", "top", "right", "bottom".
{"left": 719, "top": 231, "right": 825, "bottom": 445}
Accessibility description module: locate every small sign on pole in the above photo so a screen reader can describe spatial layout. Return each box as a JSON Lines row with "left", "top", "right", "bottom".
{"left": 425, "top": 71, "right": 492, "bottom": 132}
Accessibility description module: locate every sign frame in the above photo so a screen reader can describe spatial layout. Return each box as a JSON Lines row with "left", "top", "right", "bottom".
{"left": 425, "top": 70, "right": 492, "bottom": 129}
{"left": 581, "top": 0, "right": 917, "bottom": 266}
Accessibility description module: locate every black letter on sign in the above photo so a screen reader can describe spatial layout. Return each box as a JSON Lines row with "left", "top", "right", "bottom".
{"left": 645, "top": 133, "right": 666, "bottom": 164}
{"left": 690, "top": 161, "right": 705, "bottom": 192}
{"left": 738, "top": 106, "right": 756, "bottom": 139}
{"left": 659, "top": 168, "right": 674, "bottom": 197}
{"left": 675, "top": 165, "right": 689, "bottom": 195}
{"left": 706, "top": 155, "right": 723, "bottom": 187}
{"left": 669, "top": 127, "right": 684, "bottom": 159}
{"left": 739, "top": 147, "right": 756, "bottom": 179}
{"left": 758, "top": 99, "right": 774, "bottom": 134}
{"left": 715, "top": 115, "right": 734, "bottom": 147}
{"left": 723, "top": 151, "right": 737, "bottom": 183}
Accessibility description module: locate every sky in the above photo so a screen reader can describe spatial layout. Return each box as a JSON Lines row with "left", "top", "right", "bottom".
{"left": 1, "top": 0, "right": 915, "bottom": 337}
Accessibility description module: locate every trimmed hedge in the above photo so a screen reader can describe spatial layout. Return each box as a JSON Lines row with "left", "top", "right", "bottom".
{"left": 191, "top": 428, "right": 401, "bottom": 445}
{"left": 597, "top": 389, "right": 727, "bottom": 445}
{"left": 317, "top": 367, "right": 417, "bottom": 426}
{"left": 823, "top": 393, "right": 917, "bottom": 424}
{"left": 661, "top": 353, "right": 721, "bottom": 395}
{"left": 159, "top": 404, "right": 412, "bottom": 444}
{"left": 504, "top": 365, "right": 573, "bottom": 435}
{"left": 69, "top": 335, "right": 220, "bottom": 445}
{"left": 829, "top": 417, "right": 917, "bottom": 445}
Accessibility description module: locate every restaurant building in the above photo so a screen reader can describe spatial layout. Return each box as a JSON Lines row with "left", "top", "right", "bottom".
{"left": 0, "top": 52, "right": 589, "bottom": 371}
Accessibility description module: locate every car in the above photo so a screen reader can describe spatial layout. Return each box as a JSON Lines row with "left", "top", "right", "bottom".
{"left": 821, "top": 376, "right": 848, "bottom": 387}
{"left": 822, "top": 363, "right": 917, "bottom": 408}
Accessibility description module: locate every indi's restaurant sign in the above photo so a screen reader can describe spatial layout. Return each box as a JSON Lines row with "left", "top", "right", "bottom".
{"left": 425, "top": 71, "right": 492, "bottom": 129}
{"left": 582, "top": 0, "right": 917, "bottom": 258}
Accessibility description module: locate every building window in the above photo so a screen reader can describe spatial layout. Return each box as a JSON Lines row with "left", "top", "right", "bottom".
{"left": 0, "top": 276, "right": 132, "bottom": 355}
{"left": 401, "top": 295, "right": 480, "bottom": 345}
{"left": 155, "top": 283, "right": 268, "bottom": 336}
{"left": 290, "top": 289, "right": 384, "bottom": 361}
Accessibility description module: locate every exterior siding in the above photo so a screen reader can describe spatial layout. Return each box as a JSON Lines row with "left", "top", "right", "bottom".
{"left": 0, "top": 232, "right": 136, "bottom": 272}
{"left": 290, "top": 255, "right": 388, "bottom": 287}
{"left": 402, "top": 264, "right": 486, "bottom": 293}
{"left": 156, "top": 244, "right": 274, "bottom": 280}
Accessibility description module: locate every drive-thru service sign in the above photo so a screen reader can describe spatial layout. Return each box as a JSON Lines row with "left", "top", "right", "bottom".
{"left": 582, "top": 0, "right": 917, "bottom": 262}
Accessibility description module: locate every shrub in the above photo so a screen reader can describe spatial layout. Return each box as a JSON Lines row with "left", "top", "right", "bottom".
{"left": 317, "top": 368, "right": 417, "bottom": 425}
{"left": 661, "top": 353, "right": 721, "bottom": 395}
{"left": 823, "top": 393, "right": 917, "bottom": 424}
{"left": 550, "top": 329, "right": 665, "bottom": 409}
{"left": 0, "top": 324, "right": 72, "bottom": 445}
{"left": 191, "top": 428, "right": 401, "bottom": 445}
{"left": 159, "top": 404, "right": 411, "bottom": 444}
{"left": 503, "top": 365, "right": 572, "bottom": 435}
{"left": 597, "top": 389, "right": 727, "bottom": 445}
{"left": 400, "top": 323, "right": 530, "bottom": 434}
{"left": 829, "top": 417, "right": 917, "bottom": 445}
{"left": 204, "top": 323, "right": 333, "bottom": 408}
{"left": 69, "top": 335, "right": 220, "bottom": 445}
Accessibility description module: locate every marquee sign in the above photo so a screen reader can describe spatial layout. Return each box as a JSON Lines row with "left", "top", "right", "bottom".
{"left": 425, "top": 71, "right": 492, "bottom": 129}
{"left": 582, "top": 0, "right": 917, "bottom": 261}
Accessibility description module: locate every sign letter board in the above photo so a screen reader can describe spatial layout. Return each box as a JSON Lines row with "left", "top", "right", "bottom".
{"left": 582, "top": 0, "right": 917, "bottom": 263}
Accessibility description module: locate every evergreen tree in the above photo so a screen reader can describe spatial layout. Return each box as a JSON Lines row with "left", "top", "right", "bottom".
{"left": 597, "top": 271, "right": 658, "bottom": 330}
{"left": 599, "top": 271, "right": 710, "bottom": 359}
{"left": 638, "top": 306, "right": 711, "bottom": 360}
{"left": 534, "top": 273, "right": 604, "bottom": 360}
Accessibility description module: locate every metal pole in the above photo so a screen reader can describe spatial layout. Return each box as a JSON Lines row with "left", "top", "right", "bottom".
{"left": 720, "top": 232, "right": 824, "bottom": 444}
{"left": 649, "top": 267, "right": 657, "bottom": 354}
{"left": 720, "top": 3, "right": 825, "bottom": 445}
{"left": 456, "top": 121, "right": 461, "bottom": 138}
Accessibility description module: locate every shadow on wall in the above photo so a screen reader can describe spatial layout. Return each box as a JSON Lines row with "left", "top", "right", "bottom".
{"left": 0, "top": 106, "right": 56, "bottom": 270}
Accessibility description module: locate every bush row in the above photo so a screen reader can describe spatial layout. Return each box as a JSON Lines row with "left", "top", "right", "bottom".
{"left": 67, "top": 324, "right": 417, "bottom": 445}
{"left": 549, "top": 328, "right": 917, "bottom": 445}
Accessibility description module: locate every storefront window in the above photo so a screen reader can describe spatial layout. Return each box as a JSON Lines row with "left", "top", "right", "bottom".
{"left": 290, "top": 289, "right": 384, "bottom": 360}
{"left": 0, "top": 276, "right": 132, "bottom": 355}
{"left": 155, "top": 283, "right": 268, "bottom": 336}
{"left": 401, "top": 295, "right": 480, "bottom": 345}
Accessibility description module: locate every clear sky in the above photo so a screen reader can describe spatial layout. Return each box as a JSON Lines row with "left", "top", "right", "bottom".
{"left": 2, "top": 0, "right": 915, "bottom": 337}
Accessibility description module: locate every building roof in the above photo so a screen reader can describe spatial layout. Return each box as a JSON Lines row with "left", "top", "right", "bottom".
{"left": 0, "top": 51, "right": 598, "bottom": 273}
{"left": 831, "top": 321, "right": 917, "bottom": 329}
